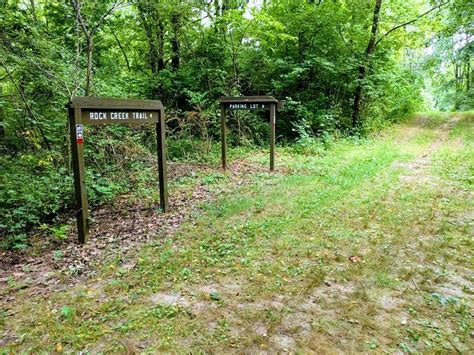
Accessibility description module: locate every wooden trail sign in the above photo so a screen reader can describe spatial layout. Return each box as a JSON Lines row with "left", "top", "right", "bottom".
{"left": 220, "top": 96, "right": 280, "bottom": 171}
{"left": 68, "top": 96, "right": 168, "bottom": 244}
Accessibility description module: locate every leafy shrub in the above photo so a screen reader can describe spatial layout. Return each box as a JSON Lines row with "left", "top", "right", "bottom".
{"left": 0, "top": 153, "right": 74, "bottom": 248}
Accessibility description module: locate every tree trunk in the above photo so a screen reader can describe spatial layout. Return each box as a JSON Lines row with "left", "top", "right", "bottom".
{"left": 137, "top": 3, "right": 165, "bottom": 99}
{"left": 108, "top": 22, "right": 131, "bottom": 71}
{"left": 171, "top": 13, "right": 180, "bottom": 72}
{"left": 214, "top": 0, "right": 220, "bottom": 17}
{"left": 454, "top": 61, "right": 460, "bottom": 110}
{"left": 85, "top": 36, "right": 93, "bottom": 95}
{"left": 351, "top": 0, "right": 383, "bottom": 129}
{"left": 70, "top": 0, "right": 119, "bottom": 96}
{"left": 29, "top": 0, "right": 37, "bottom": 21}
{"left": 466, "top": 57, "right": 470, "bottom": 93}
{"left": 157, "top": 21, "right": 165, "bottom": 72}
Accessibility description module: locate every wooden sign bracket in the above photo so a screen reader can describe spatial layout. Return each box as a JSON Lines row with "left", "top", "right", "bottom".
{"left": 67, "top": 96, "right": 168, "bottom": 244}
{"left": 219, "top": 96, "right": 280, "bottom": 172}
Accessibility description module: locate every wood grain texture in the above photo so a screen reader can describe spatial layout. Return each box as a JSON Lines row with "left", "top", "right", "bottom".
{"left": 69, "top": 96, "right": 164, "bottom": 110}
{"left": 220, "top": 96, "right": 278, "bottom": 104}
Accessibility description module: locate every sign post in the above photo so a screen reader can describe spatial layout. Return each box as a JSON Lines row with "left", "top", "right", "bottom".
{"left": 156, "top": 107, "right": 168, "bottom": 213}
{"left": 270, "top": 102, "right": 276, "bottom": 171}
{"left": 69, "top": 107, "right": 88, "bottom": 243}
{"left": 220, "top": 105, "right": 227, "bottom": 171}
{"left": 67, "top": 97, "right": 168, "bottom": 244}
{"left": 220, "top": 96, "right": 280, "bottom": 172}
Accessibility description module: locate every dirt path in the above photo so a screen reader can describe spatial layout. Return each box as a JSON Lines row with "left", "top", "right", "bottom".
{"left": 142, "top": 116, "right": 472, "bottom": 353}
{"left": 396, "top": 115, "right": 461, "bottom": 184}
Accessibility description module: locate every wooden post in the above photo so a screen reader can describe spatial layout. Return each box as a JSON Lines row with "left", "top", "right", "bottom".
{"left": 69, "top": 107, "right": 89, "bottom": 243}
{"left": 269, "top": 103, "right": 276, "bottom": 172}
{"left": 157, "top": 109, "right": 169, "bottom": 212}
{"left": 221, "top": 105, "right": 227, "bottom": 170}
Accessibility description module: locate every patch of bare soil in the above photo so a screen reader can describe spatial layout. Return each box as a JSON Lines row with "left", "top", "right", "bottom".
{"left": 395, "top": 116, "right": 460, "bottom": 184}
{"left": 382, "top": 116, "right": 472, "bottom": 351}
{"left": 0, "top": 159, "right": 279, "bottom": 308}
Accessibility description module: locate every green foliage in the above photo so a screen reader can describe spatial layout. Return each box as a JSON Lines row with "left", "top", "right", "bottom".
{"left": 0, "top": 153, "right": 73, "bottom": 248}
{"left": 0, "top": 125, "right": 162, "bottom": 248}
{"left": 423, "top": 0, "right": 473, "bottom": 111}
{"left": 50, "top": 225, "right": 70, "bottom": 241}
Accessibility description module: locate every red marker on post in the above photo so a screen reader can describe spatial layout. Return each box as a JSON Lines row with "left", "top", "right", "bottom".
{"left": 76, "top": 124, "right": 84, "bottom": 144}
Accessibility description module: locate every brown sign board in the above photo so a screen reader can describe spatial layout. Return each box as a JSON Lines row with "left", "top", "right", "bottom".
{"left": 69, "top": 96, "right": 164, "bottom": 110}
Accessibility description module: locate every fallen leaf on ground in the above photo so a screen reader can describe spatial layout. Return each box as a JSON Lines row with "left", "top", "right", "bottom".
{"left": 349, "top": 255, "right": 363, "bottom": 263}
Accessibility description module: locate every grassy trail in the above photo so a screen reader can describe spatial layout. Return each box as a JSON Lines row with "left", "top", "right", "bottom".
{"left": 1, "top": 113, "right": 473, "bottom": 353}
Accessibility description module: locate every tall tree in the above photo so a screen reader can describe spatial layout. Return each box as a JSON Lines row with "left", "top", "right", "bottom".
{"left": 171, "top": 11, "right": 181, "bottom": 72}
{"left": 70, "top": 0, "right": 123, "bottom": 95}
{"left": 351, "top": 0, "right": 382, "bottom": 129}
{"left": 351, "top": 0, "right": 449, "bottom": 128}
{"left": 136, "top": 0, "right": 166, "bottom": 99}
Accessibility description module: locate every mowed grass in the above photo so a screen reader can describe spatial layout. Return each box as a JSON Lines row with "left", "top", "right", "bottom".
{"left": 2, "top": 113, "right": 473, "bottom": 353}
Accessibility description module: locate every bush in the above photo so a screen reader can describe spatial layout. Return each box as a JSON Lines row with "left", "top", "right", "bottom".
{"left": 0, "top": 153, "right": 73, "bottom": 248}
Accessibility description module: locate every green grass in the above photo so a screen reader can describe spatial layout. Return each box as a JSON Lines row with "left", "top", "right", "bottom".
{"left": 1, "top": 112, "right": 473, "bottom": 353}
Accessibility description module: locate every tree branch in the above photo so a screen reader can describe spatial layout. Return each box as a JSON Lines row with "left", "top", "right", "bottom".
{"left": 91, "top": 2, "right": 128, "bottom": 36}
{"left": 2, "top": 39, "right": 73, "bottom": 97}
{"left": 375, "top": 1, "right": 449, "bottom": 47}
{"left": 105, "top": 20, "right": 131, "bottom": 71}
{"left": 0, "top": 59, "right": 51, "bottom": 151}
{"left": 70, "top": 0, "right": 90, "bottom": 38}
{"left": 71, "top": 0, "right": 127, "bottom": 37}
{"left": 336, "top": 25, "right": 357, "bottom": 58}
{"left": 0, "top": 68, "right": 17, "bottom": 81}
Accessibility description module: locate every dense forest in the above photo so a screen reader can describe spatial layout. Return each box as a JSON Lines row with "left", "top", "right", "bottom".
{"left": 0, "top": 0, "right": 472, "bottom": 248}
